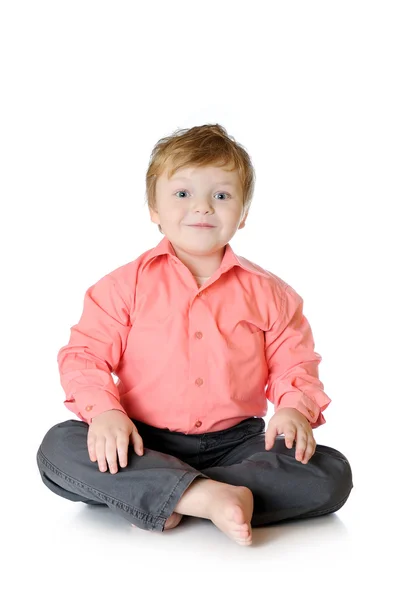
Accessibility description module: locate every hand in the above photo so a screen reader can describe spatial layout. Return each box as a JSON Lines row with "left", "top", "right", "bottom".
{"left": 265, "top": 407, "right": 316, "bottom": 464}
{"left": 87, "top": 409, "right": 144, "bottom": 474}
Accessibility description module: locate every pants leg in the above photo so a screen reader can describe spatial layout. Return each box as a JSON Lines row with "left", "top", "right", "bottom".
{"left": 200, "top": 417, "right": 354, "bottom": 527}
{"left": 36, "top": 419, "right": 210, "bottom": 532}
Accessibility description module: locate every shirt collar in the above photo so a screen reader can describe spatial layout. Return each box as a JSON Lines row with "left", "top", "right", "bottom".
{"left": 141, "top": 235, "right": 266, "bottom": 279}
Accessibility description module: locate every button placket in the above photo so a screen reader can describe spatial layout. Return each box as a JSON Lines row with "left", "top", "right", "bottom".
{"left": 190, "top": 293, "right": 207, "bottom": 431}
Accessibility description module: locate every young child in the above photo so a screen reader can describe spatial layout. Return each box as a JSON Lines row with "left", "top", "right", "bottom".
{"left": 36, "top": 123, "right": 353, "bottom": 546}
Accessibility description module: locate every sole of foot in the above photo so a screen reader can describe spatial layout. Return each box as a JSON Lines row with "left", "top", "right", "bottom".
{"left": 207, "top": 485, "right": 254, "bottom": 546}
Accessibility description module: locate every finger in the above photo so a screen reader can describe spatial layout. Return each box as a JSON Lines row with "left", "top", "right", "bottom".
{"left": 136, "top": 436, "right": 144, "bottom": 456}
{"left": 294, "top": 429, "right": 308, "bottom": 462}
{"left": 105, "top": 436, "right": 118, "bottom": 474}
{"left": 96, "top": 438, "right": 107, "bottom": 472}
{"left": 87, "top": 433, "right": 97, "bottom": 462}
{"left": 283, "top": 426, "right": 297, "bottom": 449}
{"left": 265, "top": 425, "right": 277, "bottom": 450}
{"left": 117, "top": 434, "right": 129, "bottom": 468}
{"left": 131, "top": 430, "right": 144, "bottom": 456}
{"left": 302, "top": 438, "right": 316, "bottom": 464}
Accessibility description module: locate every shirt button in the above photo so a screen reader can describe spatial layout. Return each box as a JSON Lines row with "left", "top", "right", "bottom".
{"left": 195, "top": 331, "right": 203, "bottom": 339}
{"left": 195, "top": 420, "right": 202, "bottom": 428}
{"left": 308, "top": 410, "right": 315, "bottom": 418}
{"left": 85, "top": 405, "right": 93, "bottom": 411}
{"left": 195, "top": 377, "right": 203, "bottom": 386}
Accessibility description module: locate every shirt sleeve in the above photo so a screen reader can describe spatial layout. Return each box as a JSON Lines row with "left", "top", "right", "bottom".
{"left": 265, "top": 284, "right": 332, "bottom": 428}
{"left": 57, "top": 274, "right": 131, "bottom": 424}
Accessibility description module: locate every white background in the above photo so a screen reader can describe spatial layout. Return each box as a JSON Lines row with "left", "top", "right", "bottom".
{"left": 1, "top": 0, "right": 396, "bottom": 597}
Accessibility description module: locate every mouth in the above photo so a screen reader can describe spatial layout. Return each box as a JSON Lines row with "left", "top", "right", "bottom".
{"left": 187, "top": 224, "right": 216, "bottom": 228}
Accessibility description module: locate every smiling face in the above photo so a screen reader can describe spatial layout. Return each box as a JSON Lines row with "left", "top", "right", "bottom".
{"left": 149, "top": 164, "right": 248, "bottom": 276}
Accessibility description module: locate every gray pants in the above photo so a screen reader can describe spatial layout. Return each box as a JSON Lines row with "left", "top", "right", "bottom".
{"left": 36, "top": 416, "right": 353, "bottom": 532}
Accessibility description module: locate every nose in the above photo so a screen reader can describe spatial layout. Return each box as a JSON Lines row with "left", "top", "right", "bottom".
{"left": 191, "top": 197, "right": 215, "bottom": 213}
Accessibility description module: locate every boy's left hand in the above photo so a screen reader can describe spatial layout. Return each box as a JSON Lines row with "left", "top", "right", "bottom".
{"left": 265, "top": 407, "right": 316, "bottom": 464}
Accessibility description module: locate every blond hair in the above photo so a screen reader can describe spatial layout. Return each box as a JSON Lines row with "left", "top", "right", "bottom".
{"left": 144, "top": 124, "right": 255, "bottom": 234}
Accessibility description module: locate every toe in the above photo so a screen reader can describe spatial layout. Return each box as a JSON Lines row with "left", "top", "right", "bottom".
{"left": 164, "top": 512, "right": 183, "bottom": 530}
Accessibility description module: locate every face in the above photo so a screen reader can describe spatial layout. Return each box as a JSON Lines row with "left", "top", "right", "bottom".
{"left": 149, "top": 164, "right": 248, "bottom": 276}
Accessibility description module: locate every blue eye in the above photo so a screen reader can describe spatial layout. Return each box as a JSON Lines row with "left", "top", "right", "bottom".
{"left": 174, "top": 190, "right": 230, "bottom": 200}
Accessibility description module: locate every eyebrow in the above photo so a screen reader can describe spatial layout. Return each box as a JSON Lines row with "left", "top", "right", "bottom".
{"left": 170, "top": 178, "right": 236, "bottom": 187}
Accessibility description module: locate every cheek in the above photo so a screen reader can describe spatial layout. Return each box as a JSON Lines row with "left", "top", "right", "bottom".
{"left": 160, "top": 205, "right": 183, "bottom": 220}
{"left": 223, "top": 210, "right": 241, "bottom": 225}
{"left": 174, "top": 208, "right": 188, "bottom": 219}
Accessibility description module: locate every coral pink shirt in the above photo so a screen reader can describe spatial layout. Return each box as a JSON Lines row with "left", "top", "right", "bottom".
{"left": 57, "top": 236, "right": 332, "bottom": 433}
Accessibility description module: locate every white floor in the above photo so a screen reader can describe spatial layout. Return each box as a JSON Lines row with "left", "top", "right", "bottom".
{"left": 5, "top": 430, "right": 392, "bottom": 599}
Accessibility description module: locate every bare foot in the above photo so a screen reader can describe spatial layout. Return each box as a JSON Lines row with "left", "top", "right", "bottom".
{"left": 131, "top": 479, "right": 254, "bottom": 545}
{"left": 131, "top": 512, "right": 182, "bottom": 530}
{"left": 173, "top": 478, "right": 254, "bottom": 546}
{"left": 207, "top": 484, "right": 254, "bottom": 546}
{"left": 163, "top": 512, "right": 183, "bottom": 530}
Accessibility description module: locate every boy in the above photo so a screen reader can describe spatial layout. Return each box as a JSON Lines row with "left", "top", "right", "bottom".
{"left": 36, "top": 124, "right": 353, "bottom": 546}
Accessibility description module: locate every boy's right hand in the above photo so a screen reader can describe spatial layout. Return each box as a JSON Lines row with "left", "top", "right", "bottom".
{"left": 87, "top": 409, "right": 144, "bottom": 474}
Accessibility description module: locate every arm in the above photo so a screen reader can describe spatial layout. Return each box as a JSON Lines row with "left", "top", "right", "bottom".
{"left": 265, "top": 284, "right": 332, "bottom": 428}
{"left": 57, "top": 274, "right": 131, "bottom": 424}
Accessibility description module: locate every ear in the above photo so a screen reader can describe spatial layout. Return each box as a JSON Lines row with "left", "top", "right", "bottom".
{"left": 238, "top": 211, "right": 248, "bottom": 230}
{"left": 149, "top": 205, "right": 160, "bottom": 225}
